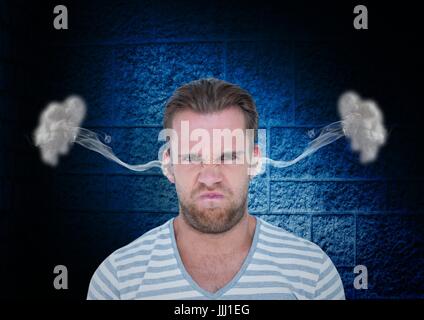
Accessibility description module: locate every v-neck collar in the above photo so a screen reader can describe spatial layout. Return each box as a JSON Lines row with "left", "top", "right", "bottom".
{"left": 169, "top": 215, "right": 260, "bottom": 299}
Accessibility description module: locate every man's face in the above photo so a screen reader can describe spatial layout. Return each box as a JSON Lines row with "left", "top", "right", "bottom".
{"left": 165, "top": 106, "right": 257, "bottom": 234}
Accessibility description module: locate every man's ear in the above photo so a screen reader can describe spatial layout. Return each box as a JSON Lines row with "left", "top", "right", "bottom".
{"left": 248, "top": 144, "right": 263, "bottom": 177}
{"left": 162, "top": 148, "right": 175, "bottom": 184}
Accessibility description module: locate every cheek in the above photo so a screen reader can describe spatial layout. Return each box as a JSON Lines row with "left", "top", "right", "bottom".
{"left": 223, "top": 166, "right": 250, "bottom": 191}
{"left": 173, "top": 167, "right": 194, "bottom": 194}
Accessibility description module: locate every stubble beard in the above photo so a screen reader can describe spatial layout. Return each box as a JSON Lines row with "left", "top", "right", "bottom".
{"left": 179, "top": 185, "right": 248, "bottom": 234}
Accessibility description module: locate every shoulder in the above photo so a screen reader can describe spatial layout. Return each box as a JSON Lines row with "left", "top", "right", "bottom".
{"left": 257, "top": 217, "right": 327, "bottom": 260}
{"left": 256, "top": 218, "right": 345, "bottom": 299}
{"left": 255, "top": 218, "right": 335, "bottom": 277}
{"left": 111, "top": 218, "right": 172, "bottom": 260}
{"left": 87, "top": 218, "right": 173, "bottom": 300}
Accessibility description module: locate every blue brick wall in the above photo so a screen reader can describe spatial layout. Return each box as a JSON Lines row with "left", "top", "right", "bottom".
{"left": 53, "top": 1, "right": 423, "bottom": 299}
{"left": 2, "top": 0, "right": 423, "bottom": 299}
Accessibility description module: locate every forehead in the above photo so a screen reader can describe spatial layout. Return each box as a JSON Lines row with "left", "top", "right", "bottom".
{"left": 171, "top": 106, "right": 246, "bottom": 133}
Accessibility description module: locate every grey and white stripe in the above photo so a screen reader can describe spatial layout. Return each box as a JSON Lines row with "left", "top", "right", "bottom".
{"left": 87, "top": 217, "right": 345, "bottom": 300}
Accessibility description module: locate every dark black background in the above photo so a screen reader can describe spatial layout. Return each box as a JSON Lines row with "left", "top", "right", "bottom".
{"left": 1, "top": 0, "right": 423, "bottom": 300}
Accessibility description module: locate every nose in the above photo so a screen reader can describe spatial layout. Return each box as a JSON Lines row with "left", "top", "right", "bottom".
{"left": 197, "top": 164, "right": 223, "bottom": 188}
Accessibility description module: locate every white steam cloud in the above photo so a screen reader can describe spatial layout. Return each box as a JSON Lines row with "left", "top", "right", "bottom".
{"left": 33, "top": 96, "right": 161, "bottom": 171}
{"left": 265, "top": 90, "right": 387, "bottom": 168}
{"left": 33, "top": 96, "right": 86, "bottom": 166}
{"left": 33, "top": 91, "right": 387, "bottom": 174}
{"left": 338, "top": 91, "right": 387, "bottom": 163}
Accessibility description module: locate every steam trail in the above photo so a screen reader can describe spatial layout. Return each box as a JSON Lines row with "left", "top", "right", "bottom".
{"left": 33, "top": 91, "right": 387, "bottom": 175}
{"left": 74, "top": 127, "right": 162, "bottom": 171}
{"left": 263, "top": 91, "right": 387, "bottom": 167}
{"left": 264, "top": 120, "right": 346, "bottom": 168}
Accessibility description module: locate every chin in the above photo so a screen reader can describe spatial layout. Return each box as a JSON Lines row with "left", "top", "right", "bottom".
{"left": 183, "top": 204, "right": 245, "bottom": 234}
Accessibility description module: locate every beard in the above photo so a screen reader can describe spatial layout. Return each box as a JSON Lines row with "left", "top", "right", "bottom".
{"left": 178, "top": 184, "right": 248, "bottom": 234}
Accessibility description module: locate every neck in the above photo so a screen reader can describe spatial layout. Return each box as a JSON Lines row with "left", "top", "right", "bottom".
{"left": 173, "top": 212, "right": 256, "bottom": 257}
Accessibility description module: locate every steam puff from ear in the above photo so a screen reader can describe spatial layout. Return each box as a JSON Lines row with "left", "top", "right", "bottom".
{"left": 338, "top": 91, "right": 387, "bottom": 163}
{"left": 33, "top": 95, "right": 86, "bottom": 166}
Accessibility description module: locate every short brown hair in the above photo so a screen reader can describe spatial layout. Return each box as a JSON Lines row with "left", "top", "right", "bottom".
{"left": 163, "top": 78, "right": 258, "bottom": 140}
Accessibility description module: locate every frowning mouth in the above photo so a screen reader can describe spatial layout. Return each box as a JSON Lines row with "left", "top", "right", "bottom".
{"left": 198, "top": 192, "right": 224, "bottom": 200}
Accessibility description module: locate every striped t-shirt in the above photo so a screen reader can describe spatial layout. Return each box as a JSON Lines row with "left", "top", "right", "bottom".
{"left": 87, "top": 216, "right": 345, "bottom": 300}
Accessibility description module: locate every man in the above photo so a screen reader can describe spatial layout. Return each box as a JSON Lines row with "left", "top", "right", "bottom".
{"left": 87, "top": 78, "right": 345, "bottom": 300}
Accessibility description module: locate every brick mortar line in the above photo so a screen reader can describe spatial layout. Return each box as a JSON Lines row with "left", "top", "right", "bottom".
{"left": 50, "top": 209, "right": 423, "bottom": 216}
{"left": 354, "top": 213, "right": 357, "bottom": 265}
{"left": 83, "top": 125, "right": 164, "bottom": 129}
{"left": 310, "top": 211, "right": 314, "bottom": 243}
{"left": 223, "top": 40, "right": 227, "bottom": 79}
{"left": 291, "top": 38, "right": 296, "bottom": 126}
{"left": 78, "top": 124, "right": 418, "bottom": 130}
{"left": 266, "top": 128, "right": 271, "bottom": 216}
{"left": 270, "top": 178, "right": 424, "bottom": 182}
{"left": 268, "top": 211, "right": 423, "bottom": 215}
{"left": 5, "top": 174, "right": 424, "bottom": 182}
{"left": 269, "top": 124, "right": 415, "bottom": 129}
{"left": 53, "top": 209, "right": 272, "bottom": 215}
{"left": 44, "top": 38, "right": 296, "bottom": 47}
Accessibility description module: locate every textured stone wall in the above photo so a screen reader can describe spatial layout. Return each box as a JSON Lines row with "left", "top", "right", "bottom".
{"left": 1, "top": 0, "right": 423, "bottom": 299}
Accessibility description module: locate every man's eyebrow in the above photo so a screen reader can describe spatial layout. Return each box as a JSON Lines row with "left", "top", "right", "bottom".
{"left": 221, "top": 151, "right": 245, "bottom": 155}
{"left": 178, "top": 152, "right": 200, "bottom": 158}
{"left": 218, "top": 151, "right": 245, "bottom": 158}
{"left": 179, "top": 151, "right": 244, "bottom": 156}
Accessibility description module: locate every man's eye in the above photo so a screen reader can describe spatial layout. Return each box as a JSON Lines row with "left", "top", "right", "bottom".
{"left": 187, "top": 154, "right": 202, "bottom": 164}
{"left": 221, "top": 153, "right": 238, "bottom": 162}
